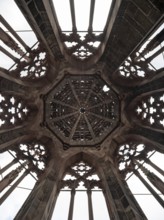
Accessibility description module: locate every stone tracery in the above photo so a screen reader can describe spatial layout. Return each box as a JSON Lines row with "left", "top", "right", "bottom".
{"left": 61, "top": 161, "right": 101, "bottom": 190}
{"left": 45, "top": 74, "right": 119, "bottom": 147}
{"left": 0, "top": 93, "right": 29, "bottom": 128}
{"left": 11, "top": 46, "right": 48, "bottom": 80}
{"left": 117, "top": 143, "right": 146, "bottom": 172}
{"left": 135, "top": 92, "right": 164, "bottom": 128}
{"left": 52, "top": 0, "right": 114, "bottom": 62}
{"left": 113, "top": 24, "right": 164, "bottom": 86}
{"left": 15, "top": 142, "right": 48, "bottom": 173}
{"left": 0, "top": 0, "right": 163, "bottom": 219}
{"left": 61, "top": 32, "right": 103, "bottom": 60}
{"left": 126, "top": 91, "right": 164, "bottom": 130}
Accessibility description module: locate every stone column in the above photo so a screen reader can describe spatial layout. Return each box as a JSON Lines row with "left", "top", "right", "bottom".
{"left": 103, "top": 190, "right": 117, "bottom": 220}
{"left": 0, "top": 169, "right": 28, "bottom": 205}
{"left": 0, "top": 158, "right": 17, "bottom": 175}
{"left": 68, "top": 188, "right": 76, "bottom": 220}
{"left": 0, "top": 161, "right": 27, "bottom": 192}
{"left": 135, "top": 160, "right": 164, "bottom": 194}
{"left": 102, "top": 162, "right": 147, "bottom": 220}
{"left": 140, "top": 28, "right": 164, "bottom": 59}
{"left": 87, "top": 189, "right": 94, "bottom": 220}
{"left": 14, "top": 157, "right": 63, "bottom": 220}
{"left": 145, "top": 157, "right": 164, "bottom": 176}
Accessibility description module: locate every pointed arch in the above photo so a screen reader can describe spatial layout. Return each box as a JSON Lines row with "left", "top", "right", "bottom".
{"left": 126, "top": 90, "right": 164, "bottom": 132}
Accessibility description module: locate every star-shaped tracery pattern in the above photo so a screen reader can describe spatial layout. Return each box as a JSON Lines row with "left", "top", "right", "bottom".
{"left": 45, "top": 75, "right": 119, "bottom": 147}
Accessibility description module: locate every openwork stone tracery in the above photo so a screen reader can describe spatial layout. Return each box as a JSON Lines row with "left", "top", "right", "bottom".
{"left": 0, "top": 0, "right": 164, "bottom": 219}
{"left": 58, "top": 160, "right": 103, "bottom": 220}
{"left": 113, "top": 24, "right": 164, "bottom": 86}
{"left": 0, "top": 15, "right": 48, "bottom": 81}
{"left": 45, "top": 74, "right": 119, "bottom": 147}
{"left": 51, "top": 0, "right": 117, "bottom": 65}
{"left": 135, "top": 92, "right": 164, "bottom": 129}
{"left": 61, "top": 32, "right": 103, "bottom": 60}
{"left": 118, "top": 56, "right": 155, "bottom": 79}
{"left": 61, "top": 161, "right": 101, "bottom": 190}
{"left": 117, "top": 143, "right": 146, "bottom": 172}
{"left": 0, "top": 93, "right": 29, "bottom": 128}
{"left": 14, "top": 142, "right": 49, "bottom": 174}
{"left": 11, "top": 45, "right": 48, "bottom": 80}
{"left": 116, "top": 141, "right": 164, "bottom": 207}
{"left": 126, "top": 91, "right": 164, "bottom": 131}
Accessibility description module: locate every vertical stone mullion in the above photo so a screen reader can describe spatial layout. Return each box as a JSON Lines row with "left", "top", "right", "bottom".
{"left": 135, "top": 160, "right": 164, "bottom": 194}
{"left": 135, "top": 170, "right": 164, "bottom": 208}
{"left": 0, "top": 158, "right": 17, "bottom": 175}
{"left": 68, "top": 188, "right": 76, "bottom": 220}
{"left": 145, "top": 158, "right": 164, "bottom": 176}
{"left": 0, "top": 169, "right": 28, "bottom": 205}
{"left": 87, "top": 189, "right": 94, "bottom": 220}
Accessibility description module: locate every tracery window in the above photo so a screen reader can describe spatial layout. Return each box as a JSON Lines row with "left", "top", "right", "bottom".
{"left": 0, "top": 151, "right": 34, "bottom": 207}
{"left": 52, "top": 161, "right": 109, "bottom": 220}
{"left": 117, "top": 22, "right": 164, "bottom": 82}
{"left": 0, "top": 140, "right": 49, "bottom": 211}
{"left": 117, "top": 143, "right": 146, "bottom": 173}
{"left": 0, "top": 0, "right": 164, "bottom": 219}
{"left": 0, "top": 15, "right": 48, "bottom": 80}
{"left": 52, "top": 0, "right": 114, "bottom": 61}
{"left": 135, "top": 92, "right": 164, "bottom": 129}
{"left": 10, "top": 44, "right": 48, "bottom": 80}
{"left": 61, "top": 161, "right": 101, "bottom": 189}
{"left": 0, "top": 93, "right": 29, "bottom": 128}
{"left": 14, "top": 142, "right": 49, "bottom": 174}
{"left": 116, "top": 142, "right": 164, "bottom": 211}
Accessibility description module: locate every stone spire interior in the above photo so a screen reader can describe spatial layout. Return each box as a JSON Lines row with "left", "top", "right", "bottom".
{"left": 0, "top": 0, "right": 164, "bottom": 219}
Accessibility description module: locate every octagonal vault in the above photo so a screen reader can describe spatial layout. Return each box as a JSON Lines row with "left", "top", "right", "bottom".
{"left": 44, "top": 74, "right": 119, "bottom": 147}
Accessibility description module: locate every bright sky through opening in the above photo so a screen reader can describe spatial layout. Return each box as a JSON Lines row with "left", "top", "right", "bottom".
{"left": 52, "top": 0, "right": 113, "bottom": 31}
{"left": 0, "top": 0, "right": 164, "bottom": 219}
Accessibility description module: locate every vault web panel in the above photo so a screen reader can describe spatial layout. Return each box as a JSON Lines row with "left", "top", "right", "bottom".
{"left": 45, "top": 75, "right": 119, "bottom": 147}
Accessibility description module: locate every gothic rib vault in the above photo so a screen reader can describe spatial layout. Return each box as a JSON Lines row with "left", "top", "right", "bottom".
{"left": 44, "top": 74, "right": 119, "bottom": 147}
{"left": 0, "top": 0, "right": 164, "bottom": 219}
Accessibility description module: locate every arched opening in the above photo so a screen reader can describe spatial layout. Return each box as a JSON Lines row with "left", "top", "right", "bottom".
{"left": 52, "top": 158, "right": 110, "bottom": 220}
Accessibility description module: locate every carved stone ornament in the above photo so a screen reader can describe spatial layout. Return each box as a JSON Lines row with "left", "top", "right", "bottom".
{"left": 45, "top": 74, "right": 119, "bottom": 147}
